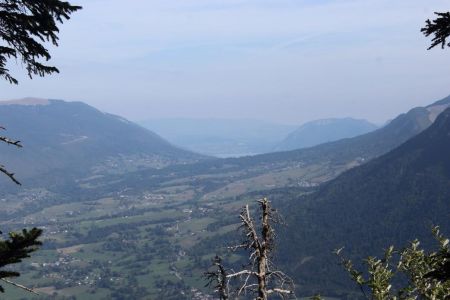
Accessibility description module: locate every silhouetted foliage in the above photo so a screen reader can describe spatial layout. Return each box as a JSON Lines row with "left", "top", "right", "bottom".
{"left": 0, "top": 228, "right": 42, "bottom": 292}
{"left": 205, "top": 256, "right": 229, "bottom": 300}
{"left": 0, "top": 0, "right": 80, "bottom": 293}
{"left": 422, "top": 11, "right": 450, "bottom": 50}
{"left": 0, "top": 0, "right": 82, "bottom": 84}
{"left": 0, "top": 126, "right": 42, "bottom": 293}
{"left": 0, "top": 130, "right": 43, "bottom": 294}
{"left": 337, "top": 227, "right": 450, "bottom": 299}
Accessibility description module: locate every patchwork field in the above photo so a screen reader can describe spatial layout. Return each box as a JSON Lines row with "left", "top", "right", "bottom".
{"left": 0, "top": 152, "right": 351, "bottom": 299}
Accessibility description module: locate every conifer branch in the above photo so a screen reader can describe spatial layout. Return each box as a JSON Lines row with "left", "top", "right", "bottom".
{"left": 0, "top": 0, "right": 82, "bottom": 84}
{"left": 422, "top": 11, "right": 450, "bottom": 50}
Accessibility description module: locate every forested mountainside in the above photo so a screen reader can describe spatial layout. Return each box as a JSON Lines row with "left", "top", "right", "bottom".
{"left": 0, "top": 98, "right": 205, "bottom": 186}
{"left": 277, "top": 106, "right": 450, "bottom": 297}
{"left": 275, "top": 117, "right": 378, "bottom": 151}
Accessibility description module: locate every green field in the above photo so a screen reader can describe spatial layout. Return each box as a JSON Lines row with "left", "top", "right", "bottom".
{"left": 0, "top": 155, "right": 333, "bottom": 299}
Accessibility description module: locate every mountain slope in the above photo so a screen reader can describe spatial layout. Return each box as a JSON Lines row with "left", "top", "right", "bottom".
{"left": 0, "top": 98, "right": 203, "bottom": 184}
{"left": 92, "top": 95, "right": 450, "bottom": 203}
{"left": 275, "top": 118, "right": 378, "bottom": 151}
{"left": 277, "top": 106, "right": 450, "bottom": 297}
{"left": 147, "top": 96, "right": 450, "bottom": 176}
{"left": 195, "top": 95, "right": 449, "bottom": 170}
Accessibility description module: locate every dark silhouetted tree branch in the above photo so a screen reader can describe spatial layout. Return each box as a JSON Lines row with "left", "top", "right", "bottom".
{"left": 422, "top": 11, "right": 450, "bottom": 50}
{"left": 0, "top": 228, "right": 42, "bottom": 293}
{"left": 205, "top": 256, "right": 230, "bottom": 300}
{"left": 0, "top": 126, "right": 22, "bottom": 185}
{"left": 0, "top": 0, "right": 82, "bottom": 84}
{"left": 0, "top": 1, "right": 80, "bottom": 294}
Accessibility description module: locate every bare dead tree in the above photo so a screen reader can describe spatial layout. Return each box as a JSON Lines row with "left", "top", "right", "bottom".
{"left": 207, "top": 198, "right": 295, "bottom": 300}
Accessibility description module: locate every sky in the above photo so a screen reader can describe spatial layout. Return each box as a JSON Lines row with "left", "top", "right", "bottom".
{"left": 1, "top": 0, "right": 450, "bottom": 125}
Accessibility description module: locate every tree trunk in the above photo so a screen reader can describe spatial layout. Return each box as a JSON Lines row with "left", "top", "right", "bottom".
{"left": 257, "top": 199, "right": 270, "bottom": 300}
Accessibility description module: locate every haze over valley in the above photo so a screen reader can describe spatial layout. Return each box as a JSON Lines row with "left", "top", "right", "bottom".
{"left": 1, "top": 1, "right": 450, "bottom": 299}
{"left": 0, "top": 94, "right": 449, "bottom": 298}
{"left": 139, "top": 117, "right": 379, "bottom": 157}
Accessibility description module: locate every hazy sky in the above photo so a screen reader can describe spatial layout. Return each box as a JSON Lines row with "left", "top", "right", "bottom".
{"left": 1, "top": 0, "right": 450, "bottom": 124}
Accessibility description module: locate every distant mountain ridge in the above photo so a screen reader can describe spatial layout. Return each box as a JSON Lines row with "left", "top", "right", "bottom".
{"left": 96, "top": 95, "right": 450, "bottom": 203}
{"left": 140, "top": 118, "right": 297, "bottom": 157}
{"left": 193, "top": 95, "right": 450, "bottom": 173}
{"left": 275, "top": 117, "right": 378, "bottom": 151}
{"left": 277, "top": 105, "right": 450, "bottom": 297}
{"left": 0, "top": 97, "right": 50, "bottom": 106}
{"left": 0, "top": 98, "right": 204, "bottom": 185}
{"left": 1, "top": 95, "right": 449, "bottom": 196}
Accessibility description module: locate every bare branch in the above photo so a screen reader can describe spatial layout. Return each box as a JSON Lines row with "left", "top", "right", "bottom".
{"left": 0, "top": 126, "right": 22, "bottom": 185}
{"left": 0, "top": 278, "right": 38, "bottom": 295}
{"left": 227, "top": 244, "right": 247, "bottom": 251}
{"left": 237, "top": 272, "right": 252, "bottom": 296}
{"left": 0, "top": 136, "right": 22, "bottom": 148}
{"left": 0, "top": 165, "right": 21, "bottom": 185}
{"left": 267, "top": 288, "right": 294, "bottom": 295}
{"left": 210, "top": 198, "right": 295, "bottom": 300}
{"left": 226, "top": 270, "right": 255, "bottom": 278}
{"left": 240, "top": 204, "right": 261, "bottom": 253}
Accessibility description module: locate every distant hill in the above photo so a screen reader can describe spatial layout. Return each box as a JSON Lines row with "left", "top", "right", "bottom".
{"left": 87, "top": 95, "right": 450, "bottom": 206}
{"left": 0, "top": 98, "right": 204, "bottom": 186}
{"left": 139, "top": 118, "right": 297, "bottom": 157}
{"left": 277, "top": 105, "right": 450, "bottom": 297}
{"left": 234, "top": 95, "right": 450, "bottom": 169}
{"left": 275, "top": 118, "right": 378, "bottom": 151}
{"left": 162, "top": 95, "right": 450, "bottom": 175}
